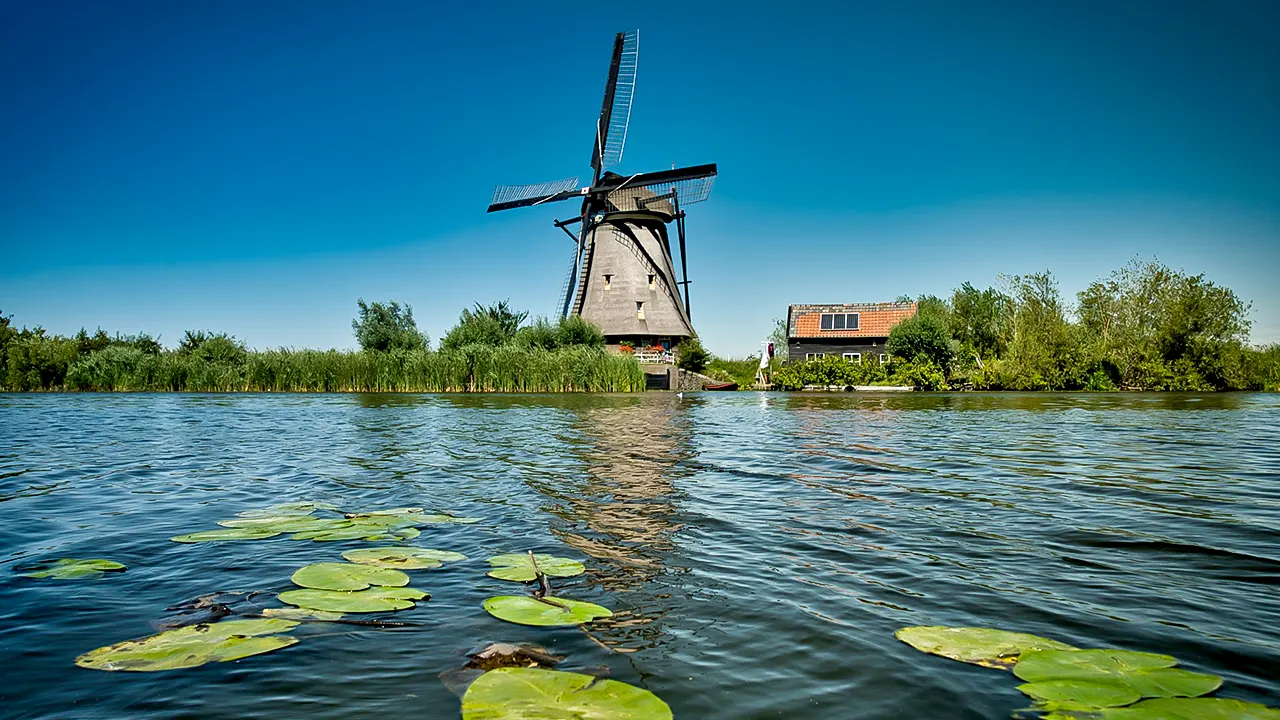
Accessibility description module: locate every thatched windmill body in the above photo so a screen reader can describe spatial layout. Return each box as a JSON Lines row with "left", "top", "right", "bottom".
{"left": 487, "top": 30, "right": 717, "bottom": 349}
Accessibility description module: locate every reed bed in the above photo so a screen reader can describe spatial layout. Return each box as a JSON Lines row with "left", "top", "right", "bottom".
{"left": 60, "top": 345, "right": 645, "bottom": 393}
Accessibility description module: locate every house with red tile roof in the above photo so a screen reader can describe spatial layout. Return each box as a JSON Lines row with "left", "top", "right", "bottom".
{"left": 785, "top": 302, "right": 917, "bottom": 363}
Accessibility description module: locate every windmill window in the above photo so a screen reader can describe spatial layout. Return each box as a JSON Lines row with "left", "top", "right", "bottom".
{"left": 820, "top": 313, "right": 860, "bottom": 331}
{"left": 879, "top": 353, "right": 888, "bottom": 364}
{"left": 843, "top": 353, "right": 862, "bottom": 363}
{"left": 604, "top": 274, "right": 612, "bottom": 290}
{"left": 636, "top": 301, "right": 645, "bottom": 320}
{"left": 648, "top": 274, "right": 655, "bottom": 290}
{"left": 805, "top": 352, "right": 826, "bottom": 360}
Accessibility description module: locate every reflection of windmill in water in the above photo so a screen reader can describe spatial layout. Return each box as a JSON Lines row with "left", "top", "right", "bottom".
{"left": 486, "top": 30, "right": 718, "bottom": 348}
{"left": 530, "top": 398, "right": 695, "bottom": 652}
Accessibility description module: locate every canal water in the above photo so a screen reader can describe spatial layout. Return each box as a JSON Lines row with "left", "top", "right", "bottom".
{"left": 1, "top": 392, "right": 1278, "bottom": 718}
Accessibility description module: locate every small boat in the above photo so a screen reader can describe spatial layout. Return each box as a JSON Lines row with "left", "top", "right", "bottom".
{"left": 704, "top": 382, "right": 738, "bottom": 391}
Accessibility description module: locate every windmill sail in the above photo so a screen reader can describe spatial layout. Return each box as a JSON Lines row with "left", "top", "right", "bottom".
{"left": 487, "top": 177, "right": 582, "bottom": 213}
{"left": 590, "top": 30, "right": 639, "bottom": 179}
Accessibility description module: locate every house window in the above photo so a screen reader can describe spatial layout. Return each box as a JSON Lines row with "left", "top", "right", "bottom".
{"left": 647, "top": 274, "right": 655, "bottom": 290}
{"left": 805, "top": 352, "right": 826, "bottom": 360}
{"left": 843, "top": 353, "right": 861, "bottom": 363}
{"left": 604, "top": 274, "right": 612, "bottom": 291}
{"left": 879, "top": 353, "right": 887, "bottom": 364}
{"left": 820, "top": 313, "right": 860, "bottom": 331}
{"left": 636, "top": 301, "right": 645, "bottom": 320}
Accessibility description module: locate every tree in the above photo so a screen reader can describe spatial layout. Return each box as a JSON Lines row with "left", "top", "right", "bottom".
{"left": 886, "top": 314, "right": 954, "bottom": 373}
{"left": 440, "top": 301, "right": 527, "bottom": 350}
{"left": 352, "top": 299, "right": 428, "bottom": 352}
{"left": 676, "top": 337, "right": 710, "bottom": 373}
{"left": 950, "top": 282, "right": 1013, "bottom": 361}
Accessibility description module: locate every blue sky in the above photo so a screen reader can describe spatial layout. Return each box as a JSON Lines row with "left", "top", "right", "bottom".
{"left": 1, "top": 0, "right": 1277, "bottom": 356}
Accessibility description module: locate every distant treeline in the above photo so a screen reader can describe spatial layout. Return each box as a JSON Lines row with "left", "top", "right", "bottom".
{"left": 0, "top": 301, "right": 644, "bottom": 392}
{"left": 771, "top": 259, "right": 1280, "bottom": 392}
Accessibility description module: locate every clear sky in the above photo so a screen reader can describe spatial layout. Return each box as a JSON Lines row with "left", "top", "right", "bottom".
{"left": 1, "top": 0, "right": 1277, "bottom": 356}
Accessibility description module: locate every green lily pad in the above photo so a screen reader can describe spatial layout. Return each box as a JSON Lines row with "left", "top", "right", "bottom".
{"left": 261, "top": 607, "right": 345, "bottom": 621}
{"left": 353, "top": 507, "right": 425, "bottom": 516}
{"left": 395, "top": 528, "right": 421, "bottom": 539}
{"left": 219, "top": 516, "right": 347, "bottom": 532}
{"left": 278, "top": 586, "right": 428, "bottom": 613}
{"left": 461, "top": 667, "right": 671, "bottom": 720}
{"left": 235, "top": 501, "right": 337, "bottom": 518}
{"left": 894, "top": 626, "right": 1077, "bottom": 669}
{"left": 483, "top": 596, "right": 612, "bottom": 626}
{"left": 170, "top": 527, "right": 282, "bottom": 543}
{"left": 1103, "top": 698, "right": 1280, "bottom": 719}
{"left": 75, "top": 618, "right": 299, "bottom": 672}
{"left": 1120, "top": 669, "right": 1223, "bottom": 699}
{"left": 18, "top": 558, "right": 126, "bottom": 580}
{"left": 342, "top": 547, "right": 468, "bottom": 570}
{"left": 418, "top": 514, "right": 481, "bottom": 524}
{"left": 486, "top": 554, "right": 585, "bottom": 582}
{"left": 290, "top": 526, "right": 382, "bottom": 542}
{"left": 1019, "top": 680, "right": 1142, "bottom": 707}
{"left": 290, "top": 562, "right": 410, "bottom": 591}
{"left": 1015, "top": 648, "right": 1178, "bottom": 683}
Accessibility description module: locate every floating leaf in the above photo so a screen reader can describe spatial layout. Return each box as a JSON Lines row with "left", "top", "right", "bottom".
{"left": 75, "top": 618, "right": 299, "bottom": 672}
{"left": 219, "top": 516, "right": 347, "bottom": 532}
{"left": 290, "top": 562, "right": 410, "bottom": 591}
{"left": 461, "top": 667, "right": 671, "bottom": 720}
{"left": 18, "top": 558, "right": 126, "bottom": 580}
{"left": 170, "top": 528, "right": 281, "bottom": 543}
{"left": 278, "top": 586, "right": 428, "bottom": 613}
{"left": 894, "top": 626, "right": 1077, "bottom": 669}
{"left": 235, "top": 501, "right": 337, "bottom": 518}
{"left": 1102, "top": 698, "right": 1280, "bottom": 719}
{"left": 419, "top": 514, "right": 481, "bottom": 524}
{"left": 486, "top": 554, "right": 585, "bottom": 582}
{"left": 351, "top": 507, "right": 425, "bottom": 516}
{"left": 342, "top": 547, "right": 468, "bottom": 570}
{"left": 1119, "top": 669, "right": 1223, "bottom": 699}
{"left": 1019, "top": 680, "right": 1142, "bottom": 708}
{"left": 483, "top": 596, "right": 612, "bottom": 626}
{"left": 395, "top": 528, "right": 421, "bottom": 539}
{"left": 1015, "top": 649, "right": 1178, "bottom": 682}
{"left": 261, "top": 607, "right": 345, "bottom": 621}
{"left": 290, "top": 527, "right": 380, "bottom": 542}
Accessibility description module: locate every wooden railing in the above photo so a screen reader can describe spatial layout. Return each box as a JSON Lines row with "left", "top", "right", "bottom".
{"left": 632, "top": 350, "right": 675, "bottom": 365}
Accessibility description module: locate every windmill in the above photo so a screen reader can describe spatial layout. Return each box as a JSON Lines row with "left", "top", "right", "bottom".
{"left": 486, "top": 30, "right": 717, "bottom": 349}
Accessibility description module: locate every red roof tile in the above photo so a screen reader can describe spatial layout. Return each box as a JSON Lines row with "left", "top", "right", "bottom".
{"left": 788, "top": 302, "right": 917, "bottom": 339}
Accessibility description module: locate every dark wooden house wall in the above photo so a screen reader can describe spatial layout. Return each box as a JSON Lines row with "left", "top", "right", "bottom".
{"left": 787, "top": 338, "right": 890, "bottom": 362}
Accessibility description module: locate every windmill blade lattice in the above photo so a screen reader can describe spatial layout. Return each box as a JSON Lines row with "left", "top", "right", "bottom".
{"left": 490, "top": 177, "right": 580, "bottom": 207}
{"left": 600, "top": 30, "right": 638, "bottom": 170}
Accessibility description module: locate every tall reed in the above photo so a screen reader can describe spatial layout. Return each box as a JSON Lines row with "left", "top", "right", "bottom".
{"left": 60, "top": 346, "right": 645, "bottom": 393}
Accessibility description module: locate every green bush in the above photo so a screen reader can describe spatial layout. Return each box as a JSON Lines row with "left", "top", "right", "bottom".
{"left": 675, "top": 337, "right": 710, "bottom": 373}
{"left": 352, "top": 299, "right": 428, "bottom": 352}
{"left": 886, "top": 314, "right": 954, "bottom": 373}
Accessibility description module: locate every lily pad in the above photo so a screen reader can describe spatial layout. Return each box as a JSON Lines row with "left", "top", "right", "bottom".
{"left": 486, "top": 554, "right": 585, "bottom": 582}
{"left": 342, "top": 547, "right": 468, "bottom": 570}
{"left": 894, "top": 626, "right": 1077, "bottom": 669}
{"left": 461, "top": 667, "right": 671, "bottom": 720}
{"left": 1102, "top": 698, "right": 1280, "bottom": 719}
{"left": 18, "top": 558, "right": 126, "bottom": 580}
{"left": 261, "top": 607, "right": 345, "bottom": 621}
{"left": 170, "top": 527, "right": 282, "bottom": 543}
{"left": 1019, "top": 680, "right": 1142, "bottom": 707}
{"left": 395, "top": 528, "right": 421, "bottom": 539}
{"left": 1015, "top": 648, "right": 1178, "bottom": 682}
{"left": 219, "top": 516, "right": 346, "bottom": 532}
{"left": 418, "top": 514, "right": 482, "bottom": 524}
{"left": 351, "top": 507, "right": 425, "bottom": 516}
{"left": 1120, "top": 669, "right": 1223, "bottom": 699}
{"left": 278, "top": 586, "right": 428, "bottom": 613}
{"left": 75, "top": 618, "right": 299, "bottom": 672}
{"left": 290, "top": 562, "right": 410, "bottom": 591}
{"left": 235, "top": 501, "right": 337, "bottom": 518}
{"left": 483, "top": 596, "right": 612, "bottom": 626}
